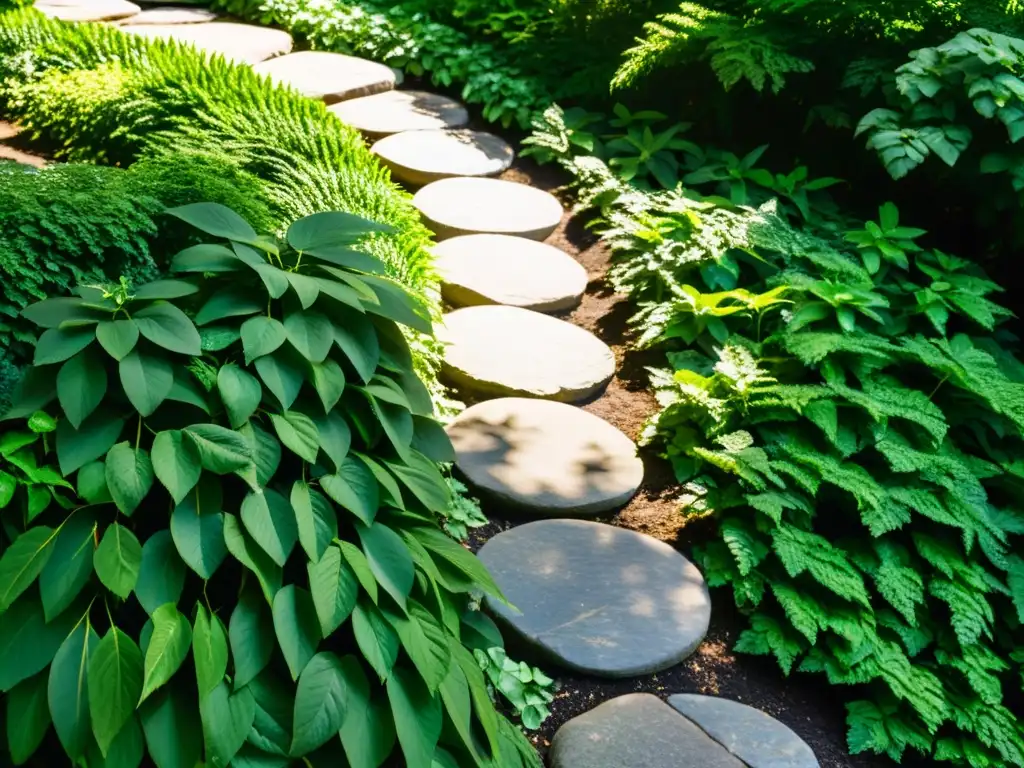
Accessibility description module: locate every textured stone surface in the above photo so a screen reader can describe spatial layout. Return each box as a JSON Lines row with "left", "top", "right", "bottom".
{"left": 435, "top": 234, "right": 587, "bottom": 312}
{"left": 439, "top": 306, "right": 614, "bottom": 402}
{"left": 447, "top": 398, "right": 643, "bottom": 516}
{"left": 120, "top": 22, "right": 293, "bottom": 65}
{"left": 478, "top": 521, "right": 711, "bottom": 677}
{"left": 36, "top": 0, "right": 140, "bottom": 21}
{"left": 669, "top": 695, "right": 820, "bottom": 768}
{"left": 329, "top": 90, "right": 468, "bottom": 138}
{"left": 549, "top": 694, "right": 743, "bottom": 768}
{"left": 413, "top": 177, "right": 563, "bottom": 241}
{"left": 372, "top": 129, "right": 514, "bottom": 185}
{"left": 115, "top": 6, "right": 216, "bottom": 23}
{"left": 252, "top": 51, "right": 396, "bottom": 103}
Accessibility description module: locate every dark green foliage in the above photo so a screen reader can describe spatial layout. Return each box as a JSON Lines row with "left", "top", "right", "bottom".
{"left": 0, "top": 203, "right": 540, "bottom": 768}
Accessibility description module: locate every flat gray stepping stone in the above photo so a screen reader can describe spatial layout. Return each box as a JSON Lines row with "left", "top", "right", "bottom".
{"left": 478, "top": 520, "right": 711, "bottom": 677}
{"left": 120, "top": 23, "right": 292, "bottom": 65}
{"left": 669, "top": 695, "right": 819, "bottom": 768}
{"left": 439, "top": 306, "right": 614, "bottom": 402}
{"left": 550, "top": 695, "right": 745, "bottom": 768}
{"left": 252, "top": 51, "right": 396, "bottom": 104}
{"left": 435, "top": 234, "right": 587, "bottom": 312}
{"left": 447, "top": 398, "right": 643, "bottom": 516}
{"left": 36, "top": 0, "right": 140, "bottom": 21}
{"left": 115, "top": 6, "right": 216, "bottom": 23}
{"left": 372, "top": 129, "right": 513, "bottom": 186}
{"left": 413, "top": 178, "right": 562, "bottom": 241}
{"left": 329, "top": 90, "right": 468, "bottom": 138}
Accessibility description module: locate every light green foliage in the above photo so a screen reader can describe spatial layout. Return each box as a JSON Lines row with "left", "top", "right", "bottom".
{"left": 0, "top": 204, "right": 542, "bottom": 768}
{"left": 474, "top": 647, "right": 555, "bottom": 730}
{"left": 441, "top": 475, "right": 488, "bottom": 540}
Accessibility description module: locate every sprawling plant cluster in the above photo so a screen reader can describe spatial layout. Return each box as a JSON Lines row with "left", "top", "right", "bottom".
{"left": 528, "top": 103, "right": 1024, "bottom": 767}
{"left": 0, "top": 203, "right": 541, "bottom": 768}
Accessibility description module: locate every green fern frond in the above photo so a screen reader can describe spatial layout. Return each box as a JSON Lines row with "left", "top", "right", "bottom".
{"left": 772, "top": 581, "right": 824, "bottom": 643}
{"left": 871, "top": 541, "right": 926, "bottom": 624}
{"left": 773, "top": 524, "right": 872, "bottom": 607}
{"left": 733, "top": 612, "right": 805, "bottom": 674}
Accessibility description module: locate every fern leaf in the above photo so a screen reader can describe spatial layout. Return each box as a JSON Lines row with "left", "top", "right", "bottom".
{"left": 929, "top": 578, "right": 994, "bottom": 646}
{"left": 721, "top": 519, "right": 769, "bottom": 575}
{"left": 872, "top": 541, "right": 925, "bottom": 624}
{"left": 746, "top": 489, "right": 812, "bottom": 525}
{"left": 733, "top": 612, "right": 805, "bottom": 674}
{"left": 772, "top": 524, "right": 871, "bottom": 607}
{"left": 772, "top": 581, "right": 823, "bottom": 643}
{"left": 937, "top": 644, "right": 1007, "bottom": 706}
{"left": 847, "top": 699, "right": 934, "bottom": 762}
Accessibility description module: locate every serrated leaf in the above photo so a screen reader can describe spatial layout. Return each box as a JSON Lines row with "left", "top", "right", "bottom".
{"left": 58, "top": 347, "right": 107, "bottom": 429}
{"left": 308, "top": 544, "right": 358, "bottom": 636}
{"left": 135, "top": 530, "right": 186, "bottom": 615}
{"left": 290, "top": 652, "right": 351, "bottom": 756}
{"left": 193, "top": 604, "right": 228, "bottom": 697}
{"left": 105, "top": 442, "right": 154, "bottom": 516}
{"left": 241, "top": 489, "right": 298, "bottom": 567}
{"left": 140, "top": 604, "right": 192, "bottom": 703}
{"left": 273, "top": 585, "right": 321, "bottom": 680}
{"left": 88, "top": 628, "right": 143, "bottom": 756}
{"left": 134, "top": 302, "right": 201, "bottom": 356}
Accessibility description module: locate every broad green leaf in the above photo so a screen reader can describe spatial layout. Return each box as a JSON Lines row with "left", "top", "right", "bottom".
{"left": 357, "top": 522, "right": 414, "bottom": 610}
{"left": 333, "top": 313, "right": 380, "bottom": 383}
{"left": 339, "top": 540, "right": 378, "bottom": 603}
{"left": 88, "top": 713, "right": 144, "bottom": 768}
{"left": 388, "top": 665, "right": 442, "bottom": 766}
{"left": 286, "top": 272, "right": 321, "bottom": 309}
{"left": 287, "top": 211, "right": 392, "bottom": 251}
{"left": 200, "top": 324, "right": 241, "bottom": 352}
{"left": 223, "top": 514, "right": 282, "bottom": 602}
{"left": 314, "top": 275, "right": 366, "bottom": 311}
{"left": 293, "top": 482, "right": 338, "bottom": 563}
{"left": 321, "top": 456, "right": 379, "bottom": 525}
{"left": 387, "top": 451, "right": 451, "bottom": 513}
{"left": 105, "top": 442, "right": 154, "bottom": 516}
{"left": 170, "top": 479, "right": 227, "bottom": 579}
{"left": 27, "top": 410, "right": 57, "bottom": 433}
{"left": 307, "top": 544, "right": 358, "bottom": 636}
{"left": 368, "top": 396, "right": 414, "bottom": 457}
{"left": 57, "top": 411, "right": 125, "bottom": 476}
{"left": 134, "top": 302, "right": 202, "bottom": 356}
{"left": 313, "top": 411, "right": 351, "bottom": 470}
{"left": 240, "top": 316, "right": 286, "bottom": 364}
{"left": 94, "top": 523, "right": 142, "bottom": 598}
{"left": 0, "top": 525, "right": 57, "bottom": 610}
{"left": 7, "top": 670, "right": 50, "bottom": 763}
{"left": 119, "top": 350, "right": 173, "bottom": 417}
{"left": 192, "top": 604, "right": 228, "bottom": 697}
{"left": 217, "top": 364, "right": 263, "bottom": 429}
{"left": 3, "top": 367, "right": 56, "bottom": 420}
{"left": 48, "top": 622, "right": 99, "bottom": 760}
{"left": 184, "top": 424, "right": 251, "bottom": 474}
{"left": 77, "top": 460, "right": 112, "bottom": 504}
{"left": 39, "top": 510, "right": 97, "bottom": 620}
{"left": 229, "top": 586, "right": 275, "bottom": 689}
{"left": 0, "top": 470, "right": 15, "bottom": 508}
{"left": 195, "top": 289, "right": 263, "bottom": 326}
{"left": 0, "top": 594, "right": 79, "bottom": 692}
{"left": 140, "top": 604, "right": 192, "bottom": 703}
{"left": 167, "top": 370, "right": 211, "bottom": 415}
{"left": 25, "top": 484, "right": 52, "bottom": 523}
{"left": 361, "top": 276, "right": 432, "bottom": 334}
{"left": 272, "top": 585, "right": 321, "bottom": 680}
{"left": 411, "top": 416, "right": 456, "bottom": 463}
{"left": 133, "top": 279, "right": 200, "bottom": 301}
{"left": 166, "top": 202, "right": 258, "bottom": 242}
{"left": 307, "top": 245, "right": 388, "bottom": 275}
{"left": 290, "top": 652, "right": 350, "bottom": 756}
{"left": 385, "top": 600, "right": 452, "bottom": 693}
{"left": 58, "top": 347, "right": 107, "bottom": 429}
{"left": 254, "top": 353, "right": 304, "bottom": 410}
{"left": 135, "top": 530, "right": 186, "bottom": 614}
{"left": 240, "top": 421, "right": 281, "bottom": 486}
{"left": 284, "top": 310, "right": 334, "bottom": 364}
{"left": 22, "top": 296, "right": 103, "bottom": 329}
{"left": 359, "top": 454, "right": 404, "bottom": 509}
{"left": 88, "top": 627, "right": 143, "bottom": 756}
{"left": 269, "top": 411, "right": 319, "bottom": 463}
{"left": 352, "top": 600, "right": 398, "bottom": 682}
{"left": 338, "top": 656, "right": 396, "bottom": 768}
{"left": 139, "top": 685, "right": 203, "bottom": 768}
{"left": 199, "top": 681, "right": 255, "bottom": 768}
{"left": 413, "top": 527, "right": 503, "bottom": 600}
{"left": 170, "top": 243, "right": 241, "bottom": 273}
{"left": 151, "top": 430, "right": 202, "bottom": 504}
{"left": 240, "top": 489, "right": 298, "bottom": 567}
{"left": 247, "top": 671, "right": 293, "bottom": 756}
{"left": 34, "top": 325, "right": 95, "bottom": 366}
{"left": 452, "top": 644, "right": 500, "bottom": 757}
{"left": 310, "top": 358, "right": 346, "bottom": 413}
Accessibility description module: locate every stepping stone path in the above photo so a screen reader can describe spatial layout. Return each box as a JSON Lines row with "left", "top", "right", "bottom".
{"left": 668, "top": 694, "right": 820, "bottom": 768}
{"left": 36, "top": 0, "right": 140, "bottom": 21}
{"left": 412, "top": 177, "right": 563, "bottom": 241}
{"left": 120, "top": 22, "right": 293, "bottom": 65}
{"left": 439, "top": 305, "right": 615, "bottom": 402}
{"left": 434, "top": 233, "right": 588, "bottom": 311}
{"left": 446, "top": 398, "right": 643, "bottom": 516}
{"left": 329, "top": 90, "right": 469, "bottom": 138}
{"left": 372, "top": 129, "right": 514, "bottom": 185}
{"left": 477, "top": 520, "right": 711, "bottom": 676}
{"left": 253, "top": 51, "right": 396, "bottom": 104}
{"left": 116, "top": 6, "right": 216, "bottom": 24}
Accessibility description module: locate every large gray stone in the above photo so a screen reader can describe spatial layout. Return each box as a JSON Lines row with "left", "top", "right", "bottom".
{"left": 36, "top": 0, "right": 140, "bottom": 21}
{"left": 669, "top": 695, "right": 820, "bottom": 768}
{"left": 434, "top": 234, "right": 587, "bottom": 312}
{"left": 413, "top": 177, "right": 562, "bottom": 241}
{"left": 329, "top": 90, "right": 468, "bottom": 138}
{"left": 120, "top": 22, "right": 293, "bottom": 65}
{"left": 115, "top": 6, "right": 216, "bottom": 24}
{"left": 447, "top": 398, "right": 643, "bottom": 516}
{"left": 549, "top": 694, "right": 744, "bottom": 768}
{"left": 439, "top": 306, "right": 614, "bottom": 402}
{"left": 372, "top": 129, "right": 513, "bottom": 186}
{"left": 478, "top": 520, "right": 711, "bottom": 677}
{"left": 252, "top": 51, "right": 396, "bottom": 104}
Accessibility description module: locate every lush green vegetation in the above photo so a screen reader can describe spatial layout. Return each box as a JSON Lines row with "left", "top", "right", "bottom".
{"left": 0, "top": 203, "right": 541, "bottom": 768}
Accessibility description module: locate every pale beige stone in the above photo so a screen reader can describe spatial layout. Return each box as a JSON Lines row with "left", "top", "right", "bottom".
{"left": 115, "top": 6, "right": 216, "bottom": 24}
{"left": 120, "top": 22, "right": 292, "bottom": 65}
{"left": 329, "top": 90, "right": 468, "bottom": 138}
{"left": 36, "top": 0, "right": 140, "bottom": 21}
{"left": 413, "top": 177, "right": 563, "bottom": 241}
{"left": 372, "top": 129, "right": 513, "bottom": 185}
{"left": 439, "top": 306, "right": 614, "bottom": 402}
{"left": 252, "top": 51, "right": 396, "bottom": 104}
{"left": 435, "top": 234, "right": 587, "bottom": 312}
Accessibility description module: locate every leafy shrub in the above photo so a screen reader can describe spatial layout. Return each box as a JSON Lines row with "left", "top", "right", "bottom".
{"left": 0, "top": 202, "right": 540, "bottom": 768}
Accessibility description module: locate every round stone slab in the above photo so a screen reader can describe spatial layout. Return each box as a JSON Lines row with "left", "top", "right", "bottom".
{"left": 36, "top": 0, "right": 140, "bottom": 21}
{"left": 413, "top": 178, "right": 562, "bottom": 241}
{"left": 478, "top": 520, "right": 712, "bottom": 677}
{"left": 252, "top": 51, "right": 396, "bottom": 104}
{"left": 329, "top": 90, "right": 468, "bottom": 138}
{"left": 120, "top": 23, "right": 292, "bottom": 65}
{"left": 447, "top": 399, "right": 643, "bottom": 516}
{"left": 668, "top": 695, "right": 819, "bottom": 768}
{"left": 439, "top": 306, "right": 614, "bottom": 402}
{"left": 550, "top": 695, "right": 746, "bottom": 768}
{"left": 115, "top": 6, "right": 216, "bottom": 23}
{"left": 372, "top": 129, "right": 513, "bottom": 186}
{"left": 435, "top": 234, "right": 587, "bottom": 312}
